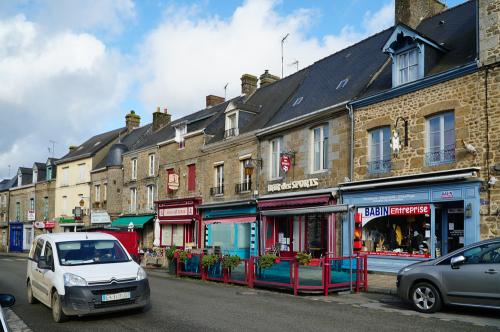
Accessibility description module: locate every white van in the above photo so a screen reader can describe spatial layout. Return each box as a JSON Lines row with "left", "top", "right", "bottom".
{"left": 26, "top": 232, "right": 150, "bottom": 322}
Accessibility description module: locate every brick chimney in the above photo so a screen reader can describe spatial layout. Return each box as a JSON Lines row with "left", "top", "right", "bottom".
{"left": 479, "top": 0, "right": 500, "bottom": 66}
{"left": 69, "top": 145, "right": 78, "bottom": 153}
{"left": 125, "top": 110, "right": 141, "bottom": 132}
{"left": 153, "top": 107, "right": 171, "bottom": 132}
{"left": 259, "top": 70, "right": 280, "bottom": 87}
{"left": 206, "top": 95, "right": 225, "bottom": 108}
{"left": 241, "top": 74, "right": 258, "bottom": 95}
{"left": 395, "top": 0, "right": 446, "bottom": 29}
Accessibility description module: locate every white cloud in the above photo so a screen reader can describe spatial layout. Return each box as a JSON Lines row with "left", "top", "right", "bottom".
{"left": 137, "top": 0, "right": 394, "bottom": 119}
{"left": 0, "top": 14, "right": 129, "bottom": 177}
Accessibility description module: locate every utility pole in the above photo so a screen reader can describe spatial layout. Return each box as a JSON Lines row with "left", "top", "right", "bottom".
{"left": 281, "top": 33, "right": 289, "bottom": 78}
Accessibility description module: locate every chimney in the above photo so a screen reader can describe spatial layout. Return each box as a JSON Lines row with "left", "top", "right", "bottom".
{"left": 240, "top": 74, "right": 258, "bottom": 95}
{"left": 153, "top": 107, "right": 171, "bottom": 132}
{"left": 259, "top": 70, "right": 280, "bottom": 87}
{"left": 206, "top": 95, "right": 225, "bottom": 108}
{"left": 395, "top": 0, "right": 446, "bottom": 29}
{"left": 69, "top": 145, "right": 78, "bottom": 153}
{"left": 479, "top": 0, "right": 500, "bottom": 66}
{"left": 125, "top": 110, "right": 141, "bottom": 132}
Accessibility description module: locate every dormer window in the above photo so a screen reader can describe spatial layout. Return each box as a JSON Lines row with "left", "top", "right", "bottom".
{"left": 397, "top": 49, "right": 418, "bottom": 85}
{"left": 174, "top": 122, "right": 187, "bottom": 149}
{"left": 383, "top": 25, "right": 446, "bottom": 88}
{"left": 46, "top": 165, "right": 52, "bottom": 180}
{"left": 224, "top": 111, "right": 239, "bottom": 138}
{"left": 17, "top": 171, "right": 22, "bottom": 187}
{"left": 33, "top": 168, "right": 38, "bottom": 183}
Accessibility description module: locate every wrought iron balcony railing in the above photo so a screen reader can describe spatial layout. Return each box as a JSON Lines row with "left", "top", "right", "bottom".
{"left": 235, "top": 181, "right": 252, "bottom": 194}
{"left": 367, "top": 159, "right": 391, "bottom": 174}
{"left": 224, "top": 128, "right": 239, "bottom": 138}
{"left": 425, "top": 144, "right": 455, "bottom": 166}
{"left": 210, "top": 185, "right": 224, "bottom": 196}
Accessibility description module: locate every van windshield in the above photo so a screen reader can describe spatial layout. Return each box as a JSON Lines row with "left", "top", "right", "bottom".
{"left": 56, "top": 240, "right": 131, "bottom": 266}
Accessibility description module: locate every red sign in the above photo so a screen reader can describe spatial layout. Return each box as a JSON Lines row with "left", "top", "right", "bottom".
{"left": 44, "top": 221, "right": 56, "bottom": 229}
{"left": 389, "top": 204, "right": 430, "bottom": 216}
{"left": 280, "top": 155, "right": 291, "bottom": 172}
{"left": 365, "top": 251, "right": 430, "bottom": 258}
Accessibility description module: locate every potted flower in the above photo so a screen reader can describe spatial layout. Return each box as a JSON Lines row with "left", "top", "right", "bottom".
{"left": 165, "top": 247, "right": 177, "bottom": 274}
{"left": 202, "top": 254, "right": 219, "bottom": 269}
{"left": 295, "top": 252, "right": 312, "bottom": 266}
{"left": 222, "top": 255, "right": 241, "bottom": 270}
{"left": 259, "top": 254, "right": 279, "bottom": 269}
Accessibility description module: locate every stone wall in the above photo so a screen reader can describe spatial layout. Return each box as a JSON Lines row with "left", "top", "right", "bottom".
{"left": 353, "top": 69, "right": 500, "bottom": 238}
{"left": 259, "top": 112, "right": 351, "bottom": 194}
{"left": 90, "top": 167, "right": 124, "bottom": 220}
{"left": 9, "top": 185, "right": 35, "bottom": 223}
{"left": 479, "top": 0, "right": 500, "bottom": 66}
{"left": 34, "top": 180, "right": 56, "bottom": 222}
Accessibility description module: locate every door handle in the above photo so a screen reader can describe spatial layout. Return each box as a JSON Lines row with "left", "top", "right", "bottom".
{"left": 485, "top": 269, "right": 498, "bottom": 274}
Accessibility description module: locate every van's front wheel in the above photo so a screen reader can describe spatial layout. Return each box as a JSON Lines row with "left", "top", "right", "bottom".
{"left": 51, "top": 291, "right": 68, "bottom": 323}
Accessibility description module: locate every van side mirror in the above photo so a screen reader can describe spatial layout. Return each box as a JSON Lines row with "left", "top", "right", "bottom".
{"left": 0, "top": 294, "right": 15, "bottom": 307}
{"left": 451, "top": 255, "right": 466, "bottom": 269}
{"left": 37, "top": 256, "right": 51, "bottom": 270}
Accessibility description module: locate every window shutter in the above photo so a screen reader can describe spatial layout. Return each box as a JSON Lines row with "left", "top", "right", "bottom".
{"left": 187, "top": 164, "right": 196, "bottom": 192}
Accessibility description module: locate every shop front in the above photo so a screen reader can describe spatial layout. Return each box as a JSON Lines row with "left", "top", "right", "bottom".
{"left": 257, "top": 189, "right": 348, "bottom": 258}
{"left": 58, "top": 217, "right": 84, "bottom": 233}
{"left": 9, "top": 222, "right": 23, "bottom": 252}
{"left": 111, "top": 214, "right": 155, "bottom": 249}
{"left": 155, "top": 198, "right": 202, "bottom": 249}
{"left": 199, "top": 200, "right": 258, "bottom": 259}
{"left": 340, "top": 169, "right": 481, "bottom": 272}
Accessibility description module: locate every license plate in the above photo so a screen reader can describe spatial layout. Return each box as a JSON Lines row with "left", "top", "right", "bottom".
{"left": 101, "top": 292, "right": 131, "bottom": 302}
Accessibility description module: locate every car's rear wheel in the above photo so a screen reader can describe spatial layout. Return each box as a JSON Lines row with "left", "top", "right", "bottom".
{"left": 410, "top": 282, "right": 442, "bottom": 313}
{"left": 51, "top": 290, "right": 68, "bottom": 323}
{"left": 27, "top": 281, "right": 37, "bottom": 304}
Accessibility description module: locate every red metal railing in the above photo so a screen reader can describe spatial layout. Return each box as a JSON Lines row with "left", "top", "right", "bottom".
{"left": 174, "top": 253, "right": 368, "bottom": 296}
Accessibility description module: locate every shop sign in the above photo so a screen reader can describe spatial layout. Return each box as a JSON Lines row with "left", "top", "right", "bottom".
{"left": 440, "top": 191, "right": 454, "bottom": 199}
{"left": 91, "top": 210, "right": 111, "bottom": 224}
{"left": 44, "top": 221, "right": 56, "bottom": 229}
{"left": 365, "top": 251, "right": 430, "bottom": 258}
{"left": 73, "top": 207, "right": 82, "bottom": 221}
{"left": 280, "top": 155, "right": 291, "bottom": 173}
{"left": 358, "top": 204, "right": 431, "bottom": 226}
{"left": 167, "top": 173, "right": 180, "bottom": 190}
{"left": 268, "top": 178, "right": 319, "bottom": 193}
{"left": 27, "top": 210, "right": 35, "bottom": 221}
{"left": 159, "top": 206, "right": 194, "bottom": 217}
{"left": 34, "top": 221, "right": 45, "bottom": 229}
{"left": 359, "top": 192, "right": 428, "bottom": 204}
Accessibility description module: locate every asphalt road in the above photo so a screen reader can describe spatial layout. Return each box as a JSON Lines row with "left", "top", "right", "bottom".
{"left": 1, "top": 257, "right": 499, "bottom": 332}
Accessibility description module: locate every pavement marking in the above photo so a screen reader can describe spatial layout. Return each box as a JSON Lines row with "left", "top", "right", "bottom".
{"left": 5, "top": 308, "right": 32, "bottom": 332}
{"left": 0, "top": 258, "right": 13, "bottom": 261}
{"left": 16, "top": 258, "right": 26, "bottom": 261}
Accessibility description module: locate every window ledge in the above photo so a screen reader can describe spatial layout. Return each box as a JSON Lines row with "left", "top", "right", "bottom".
{"left": 310, "top": 169, "right": 329, "bottom": 175}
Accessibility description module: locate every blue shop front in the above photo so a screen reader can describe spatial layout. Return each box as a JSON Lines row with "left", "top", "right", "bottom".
{"left": 340, "top": 168, "right": 481, "bottom": 273}
{"left": 199, "top": 200, "right": 258, "bottom": 258}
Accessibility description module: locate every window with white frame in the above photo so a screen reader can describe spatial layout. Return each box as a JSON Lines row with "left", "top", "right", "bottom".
{"left": 270, "top": 137, "right": 284, "bottom": 179}
{"left": 426, "top": 112, "right": 455, "bottom": 166}
{"left": 175, "top": 123, "right": 187, "bottom": 149}
{"left": 311, "top": 124, "right": 329, "bottom": 172}
{"left": 239, "top": 159, "right": 251, "bottom": 192}
{"left": 147, "top": 185, "right": 155, "bottom": 210}
{"left": 131, "top": 158, "right": 137, "bottom": 180}
{"left": 94, "top": 185, "right": 101, "bottom": 202}
{"left": 212, "top": 164, "right": 224, "bottom": 195}
{"left": 397, "top": 49, "right": 418, "bottom": 85}
{"left": 103, "top": 184, "right": 107, "bottom": 201}
{"left": 148, "top": 154, "right": 155, "bottom": 176}
{"left": 225, "top": 112, "right": 239, "bottom": 138}
{"left": 368, "top": 126, "right": 391, "bottom": 173}
{"left": 78, "top": 163, "right": 86, "bottom": 183}
{"left": 130, "top": 188, "right": 137, "bottom": 212}
{"left": 62, "top": 167, "right": 69, "bottom": 186}
{"left": 29, "top": 197, "right": 34, "bottom": 211}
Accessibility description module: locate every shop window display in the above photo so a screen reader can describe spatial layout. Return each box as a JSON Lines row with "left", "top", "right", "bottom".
{"left": 358, "top": 205, "right": 432, "bottom": 258}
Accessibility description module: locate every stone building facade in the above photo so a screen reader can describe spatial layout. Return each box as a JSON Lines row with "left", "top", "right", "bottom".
{"left": 9, "top": 182, "right": 35, "bottom": 251}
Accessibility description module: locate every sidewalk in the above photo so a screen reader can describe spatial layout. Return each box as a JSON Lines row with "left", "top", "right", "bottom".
{"left": 0, "top": 251, "right": 28, "bottom": 258}
{"left": 366, "top": 273, "right": 397, "bottom": 295}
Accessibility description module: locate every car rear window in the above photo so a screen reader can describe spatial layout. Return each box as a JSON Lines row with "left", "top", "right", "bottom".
{"left": 56, "top": 240, "right": 130, "bottom": 266}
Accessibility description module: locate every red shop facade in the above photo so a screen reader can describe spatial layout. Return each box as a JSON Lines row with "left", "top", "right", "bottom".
{"left": 155, "top": 197, "right": 202, "bottom": 249}
{"left": 257, "top": 189, "right": 348, "bottom": 258}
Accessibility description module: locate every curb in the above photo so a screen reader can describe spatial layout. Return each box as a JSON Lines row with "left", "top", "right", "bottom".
{"left": 366, "top": 287, "right": 398, "bottom": 296}
{"left": 0, "top": 252, "right": 28, "bottom": 259}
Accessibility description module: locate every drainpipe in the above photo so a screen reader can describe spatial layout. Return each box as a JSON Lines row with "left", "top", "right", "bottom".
{"left": 346, "top": 103, "right": 354, "bottom": 292}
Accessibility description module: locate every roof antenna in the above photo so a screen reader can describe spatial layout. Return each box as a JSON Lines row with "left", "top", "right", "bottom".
{"left": 288, "top": 60, "right": 299, "bottom": 72}
{"left": 281, "top": 33, "right": 290, "bottom": 78}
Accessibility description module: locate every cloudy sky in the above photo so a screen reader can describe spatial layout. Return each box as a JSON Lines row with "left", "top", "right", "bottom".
{"left": 0, "top": 0, "right": 466, "bottom": 179}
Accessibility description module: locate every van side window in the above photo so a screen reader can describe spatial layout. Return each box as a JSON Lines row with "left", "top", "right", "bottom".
{"left": 31, "top": 239, "right": 44, "bottom": 262}
{"left": 44, "top": 242, "right": 54, "bottom": 268}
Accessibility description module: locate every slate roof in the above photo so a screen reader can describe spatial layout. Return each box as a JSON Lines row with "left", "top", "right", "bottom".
{"left": 205, "top": 70, "right": 310, "bottom": 143}
{"left": 93, "top": 124, "right": 153, "bottom": 170}
{"left": 0, "top": 176, "right": 16, "bottom": 192}
{"left": 359, "top": 0, "right": 477, "bottom": 98}
{"left": 57, "top": 127, "right": 127, "bottom": 164}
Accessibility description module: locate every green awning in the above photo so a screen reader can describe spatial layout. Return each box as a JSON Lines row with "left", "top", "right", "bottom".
{"left": 59, "top": 217, "right": 75, "bottom": 223}
{"left": 111, "top": 215, "right": 155, "bottom": 229}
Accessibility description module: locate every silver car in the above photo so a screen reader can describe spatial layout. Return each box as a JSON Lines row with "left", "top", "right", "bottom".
{"left": 0, "top": 294, "right": 15, "bottom": 332}
{"left": 397, "top": 238, "right": 500, "bottom": 313}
